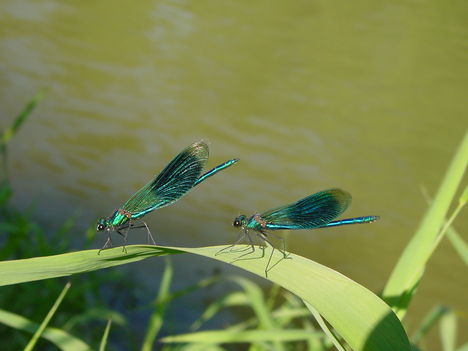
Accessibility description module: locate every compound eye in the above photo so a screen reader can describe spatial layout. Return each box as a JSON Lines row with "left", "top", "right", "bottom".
{"left": 97, "top": 224, "right": 105, "bottom": 231}
{"left": 233, "top": 219, "right": 240, "bottom": 227}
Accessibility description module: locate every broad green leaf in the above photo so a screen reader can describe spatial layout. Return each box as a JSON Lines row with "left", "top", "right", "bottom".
{"left": 0, "top": 309, "right": 90, "bottom": 351}
{"left": 383, "top": 132, "right": 468, "bottom": 318}
{"left": 0, "top": 246, "right": 180, "bottom": 286}
{"left": 0, "top": 245, "right": 410, "bottom": 351}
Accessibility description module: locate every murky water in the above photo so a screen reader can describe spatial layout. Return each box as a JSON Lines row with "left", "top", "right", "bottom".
{"left": 1, "top": 0, "right": 467, "bottom": 347}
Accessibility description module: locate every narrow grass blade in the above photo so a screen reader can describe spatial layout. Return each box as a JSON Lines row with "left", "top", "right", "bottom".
{"left": 208, "top": 305, "right": 310, "bottom": 335}
{"left": 230, "top": 276, "right": 285, "bottom": 350}
{"left": 445, "top": 186, "right": 468, "bottom": 265}
{"left": 448, "top": 228, "right": 468, "bottom": 264}
{"left": 160, "top": 329, "right": 324, "bottom": 343}
{"left": 230, "top": 276, "right": 277, "bottom": 330}
{"left": 24, "top": 282, "right": 71, "bottom": 351}
{"left": 274, "top": 292, "right": 309, "bottom": 328}
{"left": 174, "top": 344, "right": 226, "bottom": 351}
{"left": 460, "top": 185, "right": 468, "bottom": 203}
{"left": 99, "top": 319, "right": 112, "bottom": 351}
{"left": 430, "top": 185, "right": 467, "bottom": 254}
{"left": 420, "top": 186, "right": 468, "bottom": 266}
{"left": 141, "top": 257, "right": 173, "bottom": 351}
{"left": 0, "top": 244, "right": 410, "bottom": 351}
{"left": 411, "top": 305, "right": 449, "bottom": 345}
{"left": 440, "top": 311, "right": 457, "bottom": 351}
{"left": 190, "top": 292, "right": 249, "bottom": 331}
{"left": 301, "top": 317, "right": 327, "bottom": 351}
{"left": 1, "top": 91, "right": 44, "bottom": 145}
{"left": 304, "top": 301, "right": 346, "bottom": 351}
{"left": 152, "top": 274, "right": 218, "bottom": 308}
{"left": 266, "top": 283, "right": 281, "bottom": 310}
{"left": 383, "top": 132, "right": 468, "bottom": 318}
{"left": 0, "top": 309, "right": 90, "bottom": 351}
{"left": 63, "top": 308, "right": 126, "bottom": 331}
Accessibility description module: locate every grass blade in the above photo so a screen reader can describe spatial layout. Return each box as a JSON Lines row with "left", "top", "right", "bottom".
{"left": 304, "top": 301, "right": 345, "bottom": 351}
{"left": 0, "top": 309, "right": 90, "bottom": 351}
{"left": 63, "top": 308, "right": 126, "bottom": 331}
{"left": 99, "top": 319, "right": 112, "bottom": 351}
{"left": 440, "top": 311, "right": 457, "bottom": 351}
{"left": 190, "top": 291, "right": 249, "bottom": 331}
{"left": 0, "top": 244, "right": 410, "bottom": 351}
{"left": 1, "top": 92, "right": 45, "bottom": 181}
{"left": 420, "top": 185, "right": 468, "bottom": 266}
{"left": 141, "top": 257, "right": 173, "bottom": 351}
{"left": 411, "top": 305, "right": 449, "bottom": 345}
{"left": 160, "top": 329, "right": 324, "bottom": 343}
{"left": 230, "top": 276, "right": 277, "bottom": 330}
{"left": 24, "top": 282, "right": 72, "bottom": 351}
{"left": 1, "top": 92, "right": 44, "bottom": 145}
{"left": 447, "top": 227, "right": 468, "bottom": 265}
{"left": 230, "top": 276, "right": 284, "bottom": 350}
{"left": 382, "top": 132, "right": 468, "bottom": 318}
{"left": 0, "top": 246, "right": 182, "bottom": 286}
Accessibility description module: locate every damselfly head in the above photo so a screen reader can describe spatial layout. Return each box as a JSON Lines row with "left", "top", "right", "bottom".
{"left": 96, "top": 218, "right": 107, "bottom": 231}
{"left": 233, "top": 215, "right": 246, "bottom": 228}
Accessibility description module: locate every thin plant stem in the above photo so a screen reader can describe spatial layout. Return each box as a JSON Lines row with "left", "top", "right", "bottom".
{"left": 24, "top": 282, "right": 71, "bottom": 351}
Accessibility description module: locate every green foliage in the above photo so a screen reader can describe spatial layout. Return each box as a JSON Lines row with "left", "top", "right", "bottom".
{"left": 0, "top": 96, "right": 465, "bottom": 351}
{"left": 382, "top": 132, "right": 468, "bottom": 319}
{"left": 0, "top": 244, "right": 411, "bottom": 351}
{"left": 0, "top": 95, "right": 139, "bottom": 350}
{"left": 0, "top": 173, "right": 136, "bottom": 350}
{"left": 0, "top": 308, "right": 91, "bottom": 351}
{"left": 0, "top": 92, "right": 44, "bottom": 183}
{"left": 99, "top": 320, "right": 112, "bottom": 351}
{"left": 142, "top": 257, "right": 173, "bottom": 351}
{"left": 410, "top": 306, "right": 467, "bottom": 351}
{"left": 161, "top": 279, "right": 328, "bottom": 350}
{"left": 0, "top": 92, "right": 44, "bottom": 146}
{"left": 446, "top": 227, "right": 468, "bottom": 265}
{"left": 24, "top": 283, "right": 72, "bottom": 351}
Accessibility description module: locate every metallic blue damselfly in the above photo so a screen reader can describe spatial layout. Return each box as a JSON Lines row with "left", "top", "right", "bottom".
{"left": 224, "top": 188, "right": 379, "bottom": 276}
{"left": 97, "top": 141, "right": 238, "bottom": 252}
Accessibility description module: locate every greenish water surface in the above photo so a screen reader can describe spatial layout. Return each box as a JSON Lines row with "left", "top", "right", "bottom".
{"left": 1, "top": 0, "right": 467, "bottom": 348}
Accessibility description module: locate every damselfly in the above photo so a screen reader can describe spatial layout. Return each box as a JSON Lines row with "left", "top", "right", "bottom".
{"left": 97, "top": 141, "right": 238, "bottom": 252}
{"left": 224, "top": 188, "right": 379, "bottom": 275}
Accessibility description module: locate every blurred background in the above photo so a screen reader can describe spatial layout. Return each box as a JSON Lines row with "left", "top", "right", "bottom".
{"left": 1, "top": 0, "right": 467, "bottom": 349}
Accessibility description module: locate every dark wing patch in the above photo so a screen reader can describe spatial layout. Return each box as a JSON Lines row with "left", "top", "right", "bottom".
{"left": 261, "top": 189, "right": 351, "bottom": 230}
{"left": 121, "top": 141, "right": 209, "bottom": 218}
